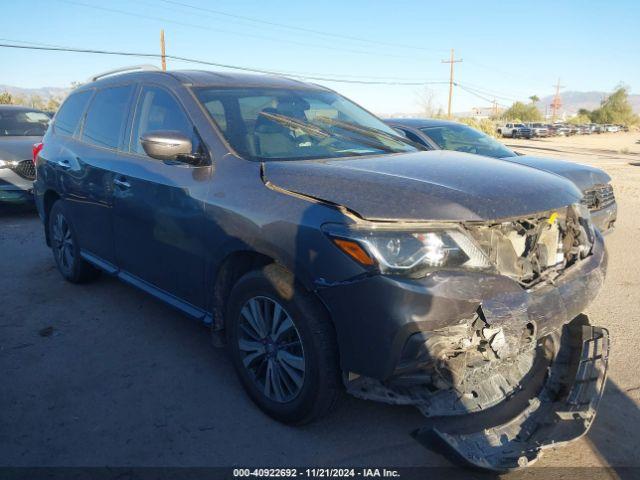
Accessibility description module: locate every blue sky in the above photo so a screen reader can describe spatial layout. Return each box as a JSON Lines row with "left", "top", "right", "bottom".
{"left": 1, "top": 0, "right": 638, "bottom": 114}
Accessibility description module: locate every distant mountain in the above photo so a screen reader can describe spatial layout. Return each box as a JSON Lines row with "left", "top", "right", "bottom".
{"left": 0, "top": 84, "right": 71, "bottom": 101}
{"left": 538, "top": 90, "right": 640, "bottom": 115}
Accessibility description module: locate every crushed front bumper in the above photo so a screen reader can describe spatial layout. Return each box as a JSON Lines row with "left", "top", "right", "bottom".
{"left": 417, "top": 319, "right": 609, "bottom": 471}
{"left": 318, "top": 233, "right": 607, "bottom": 380}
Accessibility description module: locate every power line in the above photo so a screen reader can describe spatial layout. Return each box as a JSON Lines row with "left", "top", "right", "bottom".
{"left": 54, "top": 0, "right": 425, "bottom": 61}
{"left": 153, "top": 0, "right": 449, "bottom": 54}
{"left": 0, "top": 36, "right": 441, "bottom": 83}
{"left": 0, "top": 42, "right": 451, "bottom": 86}
{"left": 454, "top": 81, "right": 520, "bottom": 102}
{"left": 455, "top": 83, "right": 509, "bottom": 108}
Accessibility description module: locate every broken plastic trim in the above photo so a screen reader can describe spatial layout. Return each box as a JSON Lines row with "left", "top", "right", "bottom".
{"left": 415, "top": 320, "right": 609, "bottom": 471}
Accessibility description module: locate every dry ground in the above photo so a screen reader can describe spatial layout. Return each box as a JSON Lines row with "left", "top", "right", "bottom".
{"left": 1, "top": 132, "right": 639, "bottom": 479}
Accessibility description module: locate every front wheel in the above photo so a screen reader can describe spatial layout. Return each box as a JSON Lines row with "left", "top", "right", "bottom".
{"left": 226, "top": 264, "right": 341, "bottom": 424}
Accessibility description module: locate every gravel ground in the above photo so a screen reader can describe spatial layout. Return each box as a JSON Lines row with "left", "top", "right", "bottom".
{"left": 1, "top": 132, "right": 639, "bottom": 478}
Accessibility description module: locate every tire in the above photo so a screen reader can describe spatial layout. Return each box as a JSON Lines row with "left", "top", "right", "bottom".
{"left": 48, "top": 200, "right": 100, "bottom": 283}
{"left": 226, "top": 264, "right": 341, "bottom": 424}
{"left": 512, "top": 130, "right": 518, "bottom": 138}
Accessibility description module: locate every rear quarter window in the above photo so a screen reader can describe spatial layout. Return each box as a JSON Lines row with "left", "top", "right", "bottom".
{"left": 82, "top": 85, "right": 135, "bottom": 150}
{"left": 53, "top": 90, "right": 93, "bottom": 136}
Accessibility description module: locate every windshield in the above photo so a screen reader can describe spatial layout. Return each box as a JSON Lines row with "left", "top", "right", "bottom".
{"left": 194, "top": 87, "right": 419, "bottom": 161}
{"left": 419, "top": 124, "right": 516, "bottom": 159}
{"left": 0, "top": 109, "right": 50, "bottom": 136}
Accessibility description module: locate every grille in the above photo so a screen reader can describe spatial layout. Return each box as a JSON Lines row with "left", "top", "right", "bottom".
{"left": 582, "top": 184, "right": 615, "bottom": 211}
{"left": 13, "top": 159, "right": 36, "bottom": 180}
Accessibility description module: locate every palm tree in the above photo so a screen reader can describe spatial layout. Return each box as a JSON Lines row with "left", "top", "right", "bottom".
{"left": 529, "top": 95, "right": 540, "bottom": 104}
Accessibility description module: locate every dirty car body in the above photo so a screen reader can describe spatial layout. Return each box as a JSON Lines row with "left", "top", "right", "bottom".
{"left": 386, "top": 118, "right": 617, "bottom": 233}
{"left": 34, "top": 70, "right": 608, "bottom": 471}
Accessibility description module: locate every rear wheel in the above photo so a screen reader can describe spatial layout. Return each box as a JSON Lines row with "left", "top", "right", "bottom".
{"left": 48, "top": 200, "right": 100, "bottom": 283}
{"left": 226, "top": 264, "right": 341, "bottom": 424}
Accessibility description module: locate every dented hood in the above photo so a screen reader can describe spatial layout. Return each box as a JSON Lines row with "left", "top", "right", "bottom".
{"left": 263, "top": 151, "right": 583, "bottom": 222}
{"left": 501, "top": 155, "right": 611, "bottom": 192}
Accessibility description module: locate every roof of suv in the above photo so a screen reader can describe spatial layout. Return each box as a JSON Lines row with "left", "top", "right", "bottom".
{"left": 78, "top": 69, "right": 329, "bottom": 91}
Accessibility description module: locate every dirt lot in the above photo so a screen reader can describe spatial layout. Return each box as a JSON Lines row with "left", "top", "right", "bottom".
{"left": 1, "top": 132, "right": 639, "bottom": 478}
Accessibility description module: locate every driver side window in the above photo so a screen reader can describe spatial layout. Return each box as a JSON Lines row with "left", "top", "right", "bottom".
{"left": 131, "top": 86, "right": 195, "bottom": 155}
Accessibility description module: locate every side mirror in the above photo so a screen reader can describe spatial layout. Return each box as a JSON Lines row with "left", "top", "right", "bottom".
{"left": 140, "top": 130, "right": 193, "bottom": 162}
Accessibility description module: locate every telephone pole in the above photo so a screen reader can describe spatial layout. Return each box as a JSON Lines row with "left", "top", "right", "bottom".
{"left": 442, "top": 48, "right": 462, "bottom": 119}
{"left": 160, "top": 29, "right": 167, "bottom": 71}
{"left": 550, "top": 78, "right": 565, "bottom": 121}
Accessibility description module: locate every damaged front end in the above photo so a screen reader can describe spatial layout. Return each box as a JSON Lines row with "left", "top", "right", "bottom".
{"left": 330, "top": 204, "right": 608, "bottom": 471}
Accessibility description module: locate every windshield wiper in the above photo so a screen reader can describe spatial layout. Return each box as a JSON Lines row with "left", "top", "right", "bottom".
{"left": 258, "top": 111, "right": 399, "bottom": 154}
{"left": 258, "top": 111, "right": 330, "bottom": 138}
{"left": 315, "top": 116, "right": 423, "bottom": 150}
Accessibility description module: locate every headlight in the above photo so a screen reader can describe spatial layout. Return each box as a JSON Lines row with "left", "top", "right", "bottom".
{"left": 323, "top": 223, "right": 491, "bottom": 277}
{"left": 0, "top": 160, "right": 19, "bottom": 169}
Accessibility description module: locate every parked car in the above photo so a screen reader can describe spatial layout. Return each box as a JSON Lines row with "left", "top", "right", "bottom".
{"left": 35, "top": 68, "right": 609, "bottom": 471}
{"left": 0, "top": 105, "right": 50, "bottom": 204}
{"left": 496, "top": 122, "right": 532, "bottom": 138}
{"left": 549, "top": 123, "right": 572, "bottom": 136}
{"left": 386, "top": 118, "right": 617, "bottom": 232}
{"left": 527, "top": 122, "right": 549, "bottom": 137}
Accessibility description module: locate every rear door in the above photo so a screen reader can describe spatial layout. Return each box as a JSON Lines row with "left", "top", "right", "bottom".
{"left": 60, "top": 84, "right": 136, "bottom": 267}
{"left": 111, "top": 84, "right": 210, "bottom": 309}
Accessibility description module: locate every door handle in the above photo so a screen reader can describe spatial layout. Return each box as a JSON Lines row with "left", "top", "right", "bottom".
{"left": 57, "top": 159, "right": 71, "bottom": 169}
{"left": 113, "top": 177, "right": 131, "bottom": 189}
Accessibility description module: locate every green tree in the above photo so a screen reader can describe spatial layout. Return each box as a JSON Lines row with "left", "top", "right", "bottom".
{"left": 529, "top": 95, "right": 540, "bottom": 104}
{"left": 0, "top": 92, "right": 14, "bottom": 104}
{"left": 590, "top": 86, "right": 639, "bottom": 126}
{"left": 567, "top": 114, "right": 591, "bottom": 125}
{"left": 28, "top": 95, "right": 46, "bottom": 110}
{"left": 457, "top": 117, "right": 498, "bottom": 137}
{"left": 502, "top": 101, "right": 542, "bottom": 122}
{"left": 45, "top": 97, "right": 61, "bottom": 112}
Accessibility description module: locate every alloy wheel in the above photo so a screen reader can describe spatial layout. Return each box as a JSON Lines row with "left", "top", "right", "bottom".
{"left": 52, "top": 213, "right": 74, "bottom": 274}
{"left": 237, "top": 296, "right": 306, "bottom": 403}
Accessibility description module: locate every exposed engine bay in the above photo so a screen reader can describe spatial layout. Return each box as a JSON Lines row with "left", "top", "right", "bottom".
{"left": 466, "top": 204, "right": 595, "bottom": 287}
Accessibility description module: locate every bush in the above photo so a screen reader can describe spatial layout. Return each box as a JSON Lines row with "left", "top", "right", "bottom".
{"left": 457, "top": 117, "right": 498, "bottom": 137}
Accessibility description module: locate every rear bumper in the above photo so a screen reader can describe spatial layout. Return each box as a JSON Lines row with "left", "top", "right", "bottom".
{"left": 318, "top": 233, "right": 607, "bottom": 380}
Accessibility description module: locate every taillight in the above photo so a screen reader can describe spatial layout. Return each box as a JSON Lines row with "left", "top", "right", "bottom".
{"left": 32, "top": 143, "right": 44, "bottom": 176}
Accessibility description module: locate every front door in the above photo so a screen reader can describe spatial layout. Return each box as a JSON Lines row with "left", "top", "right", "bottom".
{"left": 112, "top": 85, "right": 211, "bottom": 309}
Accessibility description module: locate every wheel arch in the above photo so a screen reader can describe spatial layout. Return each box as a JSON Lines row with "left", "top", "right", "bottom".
{"left": 209, "top": 249, "right": 330, "bottom": 336}
{"left": 42, "top": 189, "right": 61, "bottom": 246}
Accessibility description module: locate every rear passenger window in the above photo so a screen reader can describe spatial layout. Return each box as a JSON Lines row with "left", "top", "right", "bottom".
{"left": 82, "top": 85, "right": 135, "bottom": 149}
{"left": 54, "top": 90, "right": 92, "bottom": 136}
{"left": 131, "top": 86, "right": 194, "bottom": 154}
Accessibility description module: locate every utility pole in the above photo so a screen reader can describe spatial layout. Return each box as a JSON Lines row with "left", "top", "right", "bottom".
{"left": 160, "top": 29, "right": 167, "bottom": 71}
{"left": 492, "top": 98, "right": 498, "bottom": 117}
{"left": 550, "top": 78, "right": 565, "bottom": 121}
{"left": 441, "top": 48, "right": 462, "bottom": 119}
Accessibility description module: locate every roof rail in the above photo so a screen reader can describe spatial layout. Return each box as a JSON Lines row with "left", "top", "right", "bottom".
{"left": 87, "top": 64, "right": 161, "bottom": 83}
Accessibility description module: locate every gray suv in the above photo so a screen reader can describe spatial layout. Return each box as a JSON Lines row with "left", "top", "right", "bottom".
{"left": 34, "top": 67, "right": 609, "bottom": 471}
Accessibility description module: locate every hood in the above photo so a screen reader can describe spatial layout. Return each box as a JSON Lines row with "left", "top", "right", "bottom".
{"left": 263, "top": 151, "right": 583, "bottom": 222}
{"left": 500, "top": 155, "right": 611, "bottom": 192}
{"left": 0, "top": 136, "right": 41, "bottom": 162}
